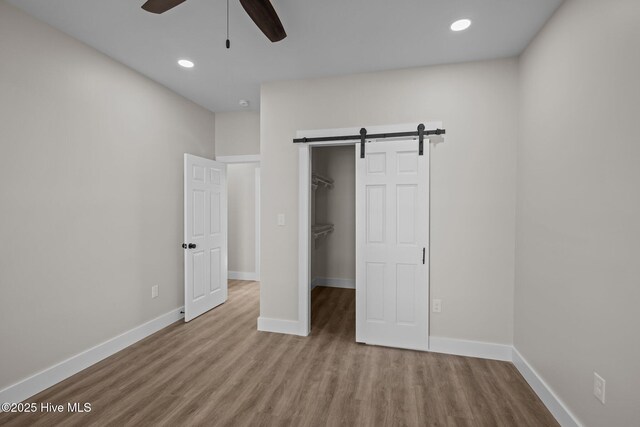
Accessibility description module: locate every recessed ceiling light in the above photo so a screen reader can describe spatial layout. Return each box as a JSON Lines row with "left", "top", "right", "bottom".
{"left": 178, "top": 59, "right": 195, "bottom": 68}
{"left": 239, "top": 99, "right": 250, "bottom": 108}
{"left": 451, "top": 19, "right": 472, "bottom": 32}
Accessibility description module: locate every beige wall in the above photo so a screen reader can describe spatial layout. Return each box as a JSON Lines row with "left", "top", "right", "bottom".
{"left": 0, "top": 1, "right": 215, "bottom": 391}
{"left": 227, "top": 163, "right": 258, "bottom": 274}
{"left": 516, "top": 1, "right": 640, "bottom": 425}
{"left": 311, "top": 146, "right": 356, "bottom": 282}
{"left": 261, "top": 58, "right": 519, "bottom": 344}
{"left": 214, "top": 111, "right": 260, "bottom": 156}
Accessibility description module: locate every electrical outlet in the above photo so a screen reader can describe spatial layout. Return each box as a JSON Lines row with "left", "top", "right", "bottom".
{"left": 278, "top": 214, "right": 286, "bottom": 226}
{"left": 432, "top": 299, "right": 442, "bottom": 313}
{"left": 593, "top": 372, "right": 605, "bottom": 404}
{"left": 151, "top": 285, "right": 159, "bottom": 299}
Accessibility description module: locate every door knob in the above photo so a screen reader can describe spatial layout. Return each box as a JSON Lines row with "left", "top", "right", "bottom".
{"left": 188, "top": 243, "right": 197, "bottom": 249}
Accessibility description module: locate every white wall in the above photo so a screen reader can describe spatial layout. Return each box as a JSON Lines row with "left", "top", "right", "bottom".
{"left": 227, "top": 163, "right": 258, "bottom": 275}
{"left": 0, "top": 1, "right": 215, "bottom": 392}
{"left": 214, "top": 111, "right": 260, "bottom": 156}
{"left": 261, "top": 58, "right": 519, "bottom": 344}
{"left": 311, "top": 146, "right": 356, "bottom": 284}
{"left": 516, "top": 1, "right": 640, "bottom": 425}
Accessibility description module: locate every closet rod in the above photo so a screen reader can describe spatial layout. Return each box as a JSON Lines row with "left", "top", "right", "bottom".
{"left": 293, "top": 127, "right": 445, "bottom": 144}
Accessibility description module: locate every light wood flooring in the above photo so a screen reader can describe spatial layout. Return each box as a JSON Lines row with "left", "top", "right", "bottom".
{"left": 0, "top": 280, "right": 558, "bottom": 426}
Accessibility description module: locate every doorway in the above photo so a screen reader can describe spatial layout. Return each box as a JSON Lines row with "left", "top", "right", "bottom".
{"left": 310, "top": 145, "right": 356, "bottom": 333}
{"left": 298, "top": 123, "right": 438, "bottom": 350}
{"left": 217, "top": 155, "right": 261, "bottom": 282}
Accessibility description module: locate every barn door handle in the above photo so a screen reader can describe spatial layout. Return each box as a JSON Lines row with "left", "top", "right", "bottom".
{"left": 422, "top": 248, "right": 425, "bottom": 264}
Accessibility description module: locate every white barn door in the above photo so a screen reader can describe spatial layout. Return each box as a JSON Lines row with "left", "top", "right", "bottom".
{"left": 184, "top": 154, "right": 228, "bottom": 322}
{"left": 355, "top": 140, "right": 429, "bottom": 350}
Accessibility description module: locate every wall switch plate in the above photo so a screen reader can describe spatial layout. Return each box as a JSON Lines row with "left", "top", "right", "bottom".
{"left": 151, "top": 285, "right": 159, "bottom": 299}
{"left": 593, "top": 372, "right": 605, "bottom": 404}
{"left": 277, "top": 214, "right": 286, "bottom": 226}
{"left": 432, "top": 299, "right": 442, "bottom": 313}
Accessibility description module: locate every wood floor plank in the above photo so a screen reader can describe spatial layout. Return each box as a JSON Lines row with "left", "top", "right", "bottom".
{"left": 0, "top": 282, "right": 559, "bottom": 427}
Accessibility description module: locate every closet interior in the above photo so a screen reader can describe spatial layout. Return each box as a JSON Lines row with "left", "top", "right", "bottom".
{"left": 310, "top": 145, "right": 356, "bottom": 323}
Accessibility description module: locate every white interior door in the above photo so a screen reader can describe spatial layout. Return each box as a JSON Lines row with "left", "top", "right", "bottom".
{"left": 355, "top": 139, "right": 429, "bottom": 350}
{"left": 184, "top": 154, "right": 228, "bottom": 322}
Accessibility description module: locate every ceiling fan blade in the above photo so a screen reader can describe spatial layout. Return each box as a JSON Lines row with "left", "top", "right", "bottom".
{"left": 141, "top": 0, "right": 187, "bottom": 14}
{"left": 239, "top": 0, "right": 287, "bottom": 42}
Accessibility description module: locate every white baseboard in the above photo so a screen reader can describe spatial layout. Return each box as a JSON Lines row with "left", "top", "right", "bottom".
{"left": 427, "top": 340, "right": 580, "bottom": 426}
{"left": 0, "top": 307, "right": 184, "bottom": 404}
{"left": 512, "top": 348, "right": 582, "bottom": 427}
{"left": 229, "top": 271, "right": 259, "bottom": 281}
{"left": 311, "top": 277, "right": 355, "bottom": 290}
{"left": 429, "top": 336, "right": 513, "bottom": 362}
{"left": 257, "top": 316, "right": 307, "bottom": 336}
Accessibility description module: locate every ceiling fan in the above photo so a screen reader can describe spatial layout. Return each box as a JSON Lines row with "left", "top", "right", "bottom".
{"left": 141, "top": 0, "right": 286, "bottom": 42}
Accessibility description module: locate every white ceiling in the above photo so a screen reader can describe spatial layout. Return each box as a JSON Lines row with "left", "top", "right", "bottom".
{"left": 8, "top": 0, "right": 563, "bottom": 112}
